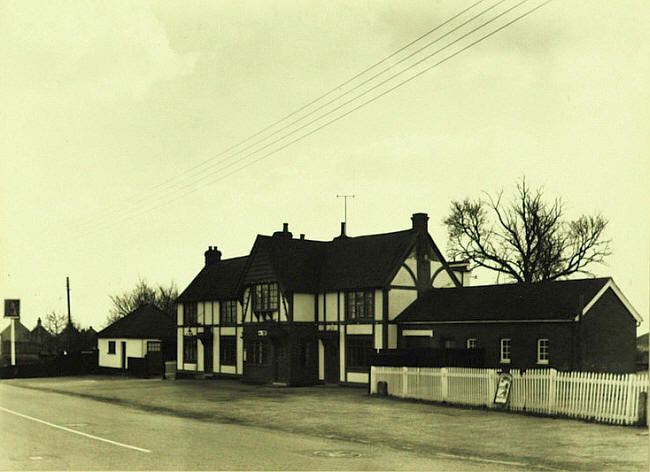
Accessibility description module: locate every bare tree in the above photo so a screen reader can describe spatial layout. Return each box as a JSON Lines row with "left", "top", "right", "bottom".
{"left": 107, "top": 278, "right": 178, "bottom": 325}
{"left": 43, "top": 310, "right": 67, "bottom": 335}
{"left": 443, "top": 179, "right": 611, "bottom": 283}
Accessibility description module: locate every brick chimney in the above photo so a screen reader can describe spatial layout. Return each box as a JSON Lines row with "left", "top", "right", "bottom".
{"left": 273, "top": 223, "right": 293, "bottom": 239}
{"left": 204, "top": 246, "right": 222, "bottom": 265}
{"left": 411, "top": 213, "right": 430, "bottom": 294}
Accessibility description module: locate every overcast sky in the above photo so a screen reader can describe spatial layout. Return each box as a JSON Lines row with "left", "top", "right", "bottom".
{"left": 1, "top": 0, "right": 648, "bottom": 334}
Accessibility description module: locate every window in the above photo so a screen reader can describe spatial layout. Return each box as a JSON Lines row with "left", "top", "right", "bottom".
{"left": 346, "top": 335, "right": 374, "bottom": 370}
{"left": 466, "top": 338, "right": 477, "bottom": 349}
{"left": 184, "top": 302, "right": 198, "bottom": 325}
{"left": 500, "top": 338, "right": 511, "bottom": 364}
{"left": 184, "top": 337, "right": 197, "bottom": 363}
{"left": 443, "top": 338, "right": 456, "bottom": 349}
{"left": 220, "top": 300, "right": 238, "bottom": 325}
{"left": 220, "top": 336, "right": 236, "bottom": 366}
{"left": 108, "top": 341, "right": 116, "bottom": 354}
{"left": 252, "top": 283, "right": 279, "bottom": 314}
{"left": 537, "top": 338, "right": 549, "bottom": 364}
{"left": 147, "top": 341, "right": 161, "bottom": 353}
{"left": 247, "top": 340, "right": 268, "bottom": 365}
{"left": 345, "top": 290, "right": 374, "bottom": 322}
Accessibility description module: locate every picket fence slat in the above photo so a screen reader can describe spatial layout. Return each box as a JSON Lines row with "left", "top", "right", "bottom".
{"left": 370, "top": 366, "right": 648, "bottom": 426}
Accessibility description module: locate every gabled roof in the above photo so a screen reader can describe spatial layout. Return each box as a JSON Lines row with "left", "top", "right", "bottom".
{"left": 243, "top": 235, "right": 327, "bottom": 293}
{"left": 318, "top": 230, "right": 417, "bottom": 291}
{"left": 98, "top": 304, "right": 175, "bottom": 339}
{"left": 177, "top": 256, "right": 248, "bottom": 302}
{"left": 397, "top": 277, "right": 614, "bottom": 323}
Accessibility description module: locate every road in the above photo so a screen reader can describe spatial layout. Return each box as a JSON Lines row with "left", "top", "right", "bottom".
{"left": 0, "top": 382, "right": 534, "bottom": 471}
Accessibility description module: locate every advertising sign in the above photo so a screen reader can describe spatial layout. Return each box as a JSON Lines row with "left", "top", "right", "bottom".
{"left": 494, "top": 372, "right": 513, "bottom": 405}
{"left": 4, "top": 299, "right": 20, "bottom": 319}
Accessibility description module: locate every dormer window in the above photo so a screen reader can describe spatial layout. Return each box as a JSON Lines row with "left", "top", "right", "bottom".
{"left": 252, "top": 283, "right": 279, "bottom": 314}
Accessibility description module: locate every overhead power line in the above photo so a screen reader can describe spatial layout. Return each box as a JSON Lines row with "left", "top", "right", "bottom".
{"left": 67, "top": 0, "right": 491, "bottom": 231}
{"left": 58, "top": 0, "right": 552, "bottom": 246}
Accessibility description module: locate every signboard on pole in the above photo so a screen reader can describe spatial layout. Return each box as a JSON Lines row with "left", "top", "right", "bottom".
{"left": 494, "top": 372, "right": 513, "bottom": 405}
{"left": 4, "top": 299, "right": 20, "bottom": 319}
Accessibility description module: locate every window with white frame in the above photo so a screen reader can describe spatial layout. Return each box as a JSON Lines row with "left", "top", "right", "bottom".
{"left": 500, "top": 338, "right": 511, "bottom": 363}
{"left": 345, "top": 290, "right": 374, "bottom": 322}
{"left": 466, "top": 338, "right": 477, "bottom": 349}
{"left": 537, "top": 338, "right": 549, "bottom": 364}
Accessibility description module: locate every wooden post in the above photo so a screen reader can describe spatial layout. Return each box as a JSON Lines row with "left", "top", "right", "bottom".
{"left": 441, "top": 367, "right": 448, "bottom": 402}
{"left": 548, "top": 368, "right": 557, "bottom": 415}
{"left": 402, "top": 366, "right": 408, "bottom": 398}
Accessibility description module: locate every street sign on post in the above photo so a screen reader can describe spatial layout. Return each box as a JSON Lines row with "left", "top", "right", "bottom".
{"left": 4, "top": 299, "right": 20, "bottom": 319}
{"left": 4, "top": 299, "right": 20, "bottom": 366}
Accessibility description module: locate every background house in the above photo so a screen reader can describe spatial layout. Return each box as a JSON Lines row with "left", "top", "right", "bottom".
{"left": 396, "top": 278, "right": 641, "bottom": 373}
{"left": 98, "top": 304, "right": 176, "bottom": 373}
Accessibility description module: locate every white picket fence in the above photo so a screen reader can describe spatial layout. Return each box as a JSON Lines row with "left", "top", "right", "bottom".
{"left": 370, "top": 366, "right": 649, "bottom": 426}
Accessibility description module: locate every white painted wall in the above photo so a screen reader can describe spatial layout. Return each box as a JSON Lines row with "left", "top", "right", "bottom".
{"left": 177, "top": 327, "right": 183, "bottom": 369}
{"left": 374, "top": 325, "right": 383, "bottom": 350}
{"left": 347, "top": 324, "right": 372, "bottom": 335}
{"left": 391, "top": 264, "right": 417, "bottom": 286}
{"left": 388, "top": 289, "right": 417, "bottom": 320}
{"left": 318, "top": 340, "right": 325, "bottom": 381}
{"left": 387, "top": 324, "right": 398, "bottom": 348}
{"left": 177, "top": 303, "right": 183, "bottom": 325}
{"left": 325, "top": 292, "right": 338, "bottom": 322}
{"left": 236, "top": 328, "right": 243, "bottom": 374}
{"left": 348, "top": 372, "right": 368, "bottom": 384}
{"left": 339, "top": 329, "right": 345, "bottom": 383}
{"left": 431, "top": 261, "right": 456, "bottom": 288}
{"left": 98, "top": 338, "right": 157, "bottom": 369}
{"left": 374, "top": 289, "right": 382, "bottom": 321}
{"left": 293, "top": 293, "right": 315, "bottom": 321}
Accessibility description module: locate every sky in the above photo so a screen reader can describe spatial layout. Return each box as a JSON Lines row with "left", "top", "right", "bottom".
{"left": 1, "top": 0, "right": 648, "bottom": 334}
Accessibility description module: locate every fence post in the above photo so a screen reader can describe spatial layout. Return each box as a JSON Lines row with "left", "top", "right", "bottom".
{"left": 402, "top": 366, "right": 408, "bottom": 398}
{"left": 548, "top": 369, "right": 557, "bottom": 415}
{"left": 623, "top": 373, "right": 634, "bottom": 424}
{"left": 441, "top": 367, "right": 448, "bottom": 402}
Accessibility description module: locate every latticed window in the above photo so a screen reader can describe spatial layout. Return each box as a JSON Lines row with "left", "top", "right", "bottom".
{"left": 220, "top": 336, "right": 236, "bottom": 366}
{"left": 345, "top": 290, "right": 374, "bottom": 321}
{"left": 252, "top": 283, "right": 279, "bottom": 313}
{"left": 184, "top": 302, "right": 198, "bottom": 325}
{"left": 147, "top": 341, "right": 161, "bottom": 353}
{"left": 537, "top": 338, "right": 549, "bottom": 364}
{"left": 466, "top": 338, "right": 477, "bottom": 349}
{"left": 220, "top": 300, "right": 237, "bottom": 325}
{"left": 184, "top": 337, "right": 197, "bottom": 363}
{"left": 346, "top": 335, "right": 374, "bottom": 370}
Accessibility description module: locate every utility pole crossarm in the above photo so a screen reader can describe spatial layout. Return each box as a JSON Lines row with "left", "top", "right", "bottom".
{"left": 336, "top": 194, "right": 355, "bottom": 224}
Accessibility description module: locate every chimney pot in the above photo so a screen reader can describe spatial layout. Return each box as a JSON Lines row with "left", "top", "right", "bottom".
{"left": 283, "top": 223, "right": 289, "bottom": 233}
{"left": 300, "top": 234, "right": 305, "bottom": 240}
{"left": 204, "top": 245, "right": 222, "bottom": 265}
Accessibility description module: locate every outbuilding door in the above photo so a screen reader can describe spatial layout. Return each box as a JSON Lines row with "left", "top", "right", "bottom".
{"left": 121, "top": 341, "right": 127, "bottom": 370}
{"left": 203, "top": 338, "right": 213, "bottom": 373}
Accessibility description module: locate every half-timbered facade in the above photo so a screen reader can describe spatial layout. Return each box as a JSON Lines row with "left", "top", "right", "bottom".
{"left": 176, "top": 213, "right": 464, "bottom": 385}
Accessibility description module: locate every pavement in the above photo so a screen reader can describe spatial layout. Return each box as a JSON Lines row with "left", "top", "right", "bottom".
{"left": 1, "top": 376, "right": 648, "bottom": 471}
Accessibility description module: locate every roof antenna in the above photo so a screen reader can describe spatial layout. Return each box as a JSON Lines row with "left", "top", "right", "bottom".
{"left": 336, "top": 194, "right": 355, "bottom": 230}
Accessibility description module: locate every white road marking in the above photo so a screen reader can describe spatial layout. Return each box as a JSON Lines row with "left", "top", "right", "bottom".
{"left": 0, "top": 405, "right": 151, "bottom": 453}
{"left": 436, "top": 452, "right": 557, "bottom": 470}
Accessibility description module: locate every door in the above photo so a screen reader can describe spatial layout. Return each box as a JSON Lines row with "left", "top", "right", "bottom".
{"left": 121, "top": 341, "right": 127, "bottom": 370}
{"left": 324, "top": 339, "right": 339, "bottom": 384}
{"left": 203, "top": 338, "right": 213, "bottom": 373}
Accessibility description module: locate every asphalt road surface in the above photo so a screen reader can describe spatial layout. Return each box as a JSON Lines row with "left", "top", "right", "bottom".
{"left": 0, "top": 382, "right": 537, "bottom": 471}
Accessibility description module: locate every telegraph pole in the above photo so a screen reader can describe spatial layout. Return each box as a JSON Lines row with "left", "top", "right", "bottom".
{"left": 66, "top": 277, "right": 71, "bottom": 355}
{"left": 336, "top": 194, "right": 355, "bottom": 225}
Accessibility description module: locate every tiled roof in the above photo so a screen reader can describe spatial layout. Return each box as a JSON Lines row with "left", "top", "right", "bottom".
{"left": 318, "top": 230, "right": 417, "bottom": 290}
{"left": 177, "top": 256, "right": 249, "bottom": 302}
{"left": 397, "top": 277, "right": 611, "bottom": 322}
{"left": 97, "top": 304, "right": 176, "bottom": 339}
